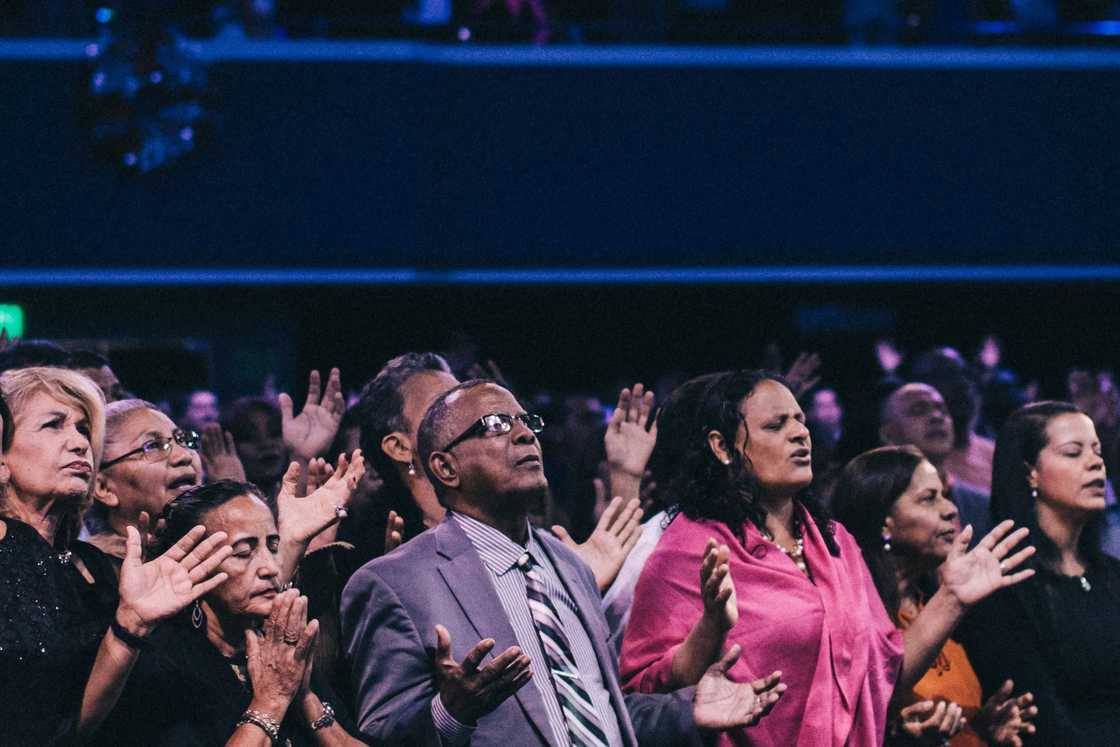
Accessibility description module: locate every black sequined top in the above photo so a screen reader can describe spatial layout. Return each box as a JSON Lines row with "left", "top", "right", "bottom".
{"left": 0, "top": 517, "right": 118, "bottom": 746}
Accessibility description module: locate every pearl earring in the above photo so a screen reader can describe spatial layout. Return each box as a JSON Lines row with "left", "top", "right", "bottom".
{"left": 407, "top": 462, "right": 416, "bottom": 476}
{"left": 1031, "top": 487, "right": 1038, "bottom": 500}
{"left": 881, "top": 530, "right": 892, "bottom": 552}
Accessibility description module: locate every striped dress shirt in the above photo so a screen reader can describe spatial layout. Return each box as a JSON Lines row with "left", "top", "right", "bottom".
{"left": 435, "top": 511, "right": 624, "bottom": 747}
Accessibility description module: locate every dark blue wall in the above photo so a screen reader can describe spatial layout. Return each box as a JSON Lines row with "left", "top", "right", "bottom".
{"left": 3, "top": 43, "right": 1119, "bottom": 271}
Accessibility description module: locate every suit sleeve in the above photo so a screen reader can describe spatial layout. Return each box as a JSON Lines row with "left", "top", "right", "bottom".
{"left": 624, "top": 688, "right": 708, "bottom": 747}
{"left": 340, "top": 565, "right": 445, "bottom": 746}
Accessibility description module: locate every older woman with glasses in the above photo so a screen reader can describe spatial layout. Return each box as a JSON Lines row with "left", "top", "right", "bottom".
{"left": 0, "top": 367, "right": 232, "bottom": 745}
{"left": 86, "top": 398, "right": 203, "bottom": 563}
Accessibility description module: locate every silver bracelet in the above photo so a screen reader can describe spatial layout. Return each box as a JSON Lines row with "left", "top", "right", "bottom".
{"left": 238, "top": 709, "right": 281, "bottom": 743}
{"left": 310, "top": 701, "right": 336, "bottom": 731}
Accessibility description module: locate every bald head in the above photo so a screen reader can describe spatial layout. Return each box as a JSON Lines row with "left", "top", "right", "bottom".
{"left": 417, "top": 381, "right": 548, "bottom": 515}
{"left": 879, "top": 383, "right": 955, "bottom": 461}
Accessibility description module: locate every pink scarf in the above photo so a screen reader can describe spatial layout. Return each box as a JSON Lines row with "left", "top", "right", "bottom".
{"left": 621, "top": 507, "right": 903, "bottom": 746}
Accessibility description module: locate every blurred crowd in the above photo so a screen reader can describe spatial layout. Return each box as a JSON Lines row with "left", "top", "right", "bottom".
{"left": 1, "top": 327, "right": 1118, "bottom": 745}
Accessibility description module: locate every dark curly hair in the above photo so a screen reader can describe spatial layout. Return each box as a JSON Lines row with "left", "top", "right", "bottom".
{"left": 991, "top": 400, "right": 1104, "bottom": 571}
{"left": 646, "top": 372, "right": 727, "bottom": 514}
{"left": 666, "top": 369, "right": 838, "bottom": 555}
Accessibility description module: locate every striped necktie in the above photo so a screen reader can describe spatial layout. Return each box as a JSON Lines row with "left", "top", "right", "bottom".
{"left": 517, "top": 552, "right": 610, "bottom": 747}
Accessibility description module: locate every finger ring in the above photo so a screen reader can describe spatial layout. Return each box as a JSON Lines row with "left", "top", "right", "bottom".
{"left": 334, "top": 505, "right": 348, "bottom": 520}
{"left": 999, "top": 561, "right": 1007, "bottom": 573}
{"left": 283, "top": 632, "right": 300, "bottom": 645}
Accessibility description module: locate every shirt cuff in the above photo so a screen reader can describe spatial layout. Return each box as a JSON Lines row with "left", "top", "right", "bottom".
{"left": 431, "top": 694, "right": 476, "bottom": 746}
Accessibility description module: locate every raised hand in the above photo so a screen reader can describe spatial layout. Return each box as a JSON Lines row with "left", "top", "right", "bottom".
{"left": 977, "top": 680, "right": 1037, "bottom": 746}
{"left": 700, "top": 539, "right": 738, "bottom": 632}
{"left": 783, "top": 352, "right": 822, "bottom": 398}
{"left": 876, "top": 339, "right": 903, "bottom": 375}
{"left": 433, "top": 624, "right": 532, "bottom": 724}
{"left": 383, "top": 510, "right": 405, "bottom": 555}
{"left": 246, "top": 590, "right": 319, "bottom": 719}
{"left": 199, "top": 423, "right": 246, "bottom": 482}
{"left": 604, "top": 383, "right": 658, "bottom": 482}
{"left": 896, "top": 700, "right": 966, "bottom": 743}
{"left": 938, "top": 521, "right": 1035, "bottom": 608}
{"left": 280, "top": 368, "right": 346, "bottom": 462}
{"left": 277, "top": 450, "right": 366, "bottom": 547}
{"left": 552, "top": 495, "right": 643, "bottom": 592}
{"left": 115, "top": 525, "right": 231, "bottom": 635}
{"left": 692, "top": 645, "right": 784, "bottom": 731}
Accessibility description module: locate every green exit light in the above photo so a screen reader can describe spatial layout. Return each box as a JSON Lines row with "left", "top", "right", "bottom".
{"left": 0, "top": 305, "right": 25, "bottom": 338}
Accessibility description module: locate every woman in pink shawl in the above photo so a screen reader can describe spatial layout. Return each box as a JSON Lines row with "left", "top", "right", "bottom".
{"left": 619, "top": 371, "right": 1035, "bottom": 746}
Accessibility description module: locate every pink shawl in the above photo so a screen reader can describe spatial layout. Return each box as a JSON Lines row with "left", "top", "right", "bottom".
{"left": 620, "top": 508, "right": 903, "bottom": 746}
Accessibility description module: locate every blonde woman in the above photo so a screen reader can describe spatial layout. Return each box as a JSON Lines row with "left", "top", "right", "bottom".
{"left": 0, "top": 367, "right": 231, "bottom": 744}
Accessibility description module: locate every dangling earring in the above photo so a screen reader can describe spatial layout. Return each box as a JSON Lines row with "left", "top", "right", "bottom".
{"left": 1031, "top": 487, "right": 1038, "bottom": 500}
{"left": 191, "top": 600, "right": 204, "bottom": 630}
{"left": 407, "top": 462, "right": 417, "bottom": 476}
{"left": 881, "top": 530, "right": 892, "bottom": 552}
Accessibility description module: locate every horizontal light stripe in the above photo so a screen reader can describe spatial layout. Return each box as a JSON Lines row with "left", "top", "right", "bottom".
{"left": 3, "top": 264, "right": 1120, "bottom": 286}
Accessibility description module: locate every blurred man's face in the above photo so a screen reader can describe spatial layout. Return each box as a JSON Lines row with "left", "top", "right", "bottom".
{"left": 881, "top": 384, "right": 954, "bottom": 460}
{"left": 185, "top": 391, "right": 220, "bottom": 429}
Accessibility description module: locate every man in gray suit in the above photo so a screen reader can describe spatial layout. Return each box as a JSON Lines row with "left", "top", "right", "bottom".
{"left": 341, "top": 380, "right": 784, "bottom": 746}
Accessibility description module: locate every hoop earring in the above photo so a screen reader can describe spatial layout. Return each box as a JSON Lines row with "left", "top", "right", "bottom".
{"left": 881, "top": 530, "right": 892, "bottom": 552}
{"left": 191, "top": 600, "right": 205, "bottom": 630}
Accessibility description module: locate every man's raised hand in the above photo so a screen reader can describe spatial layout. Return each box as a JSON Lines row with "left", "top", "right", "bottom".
{"left": 434, "top": 624, "right": 533, "bottom": 725}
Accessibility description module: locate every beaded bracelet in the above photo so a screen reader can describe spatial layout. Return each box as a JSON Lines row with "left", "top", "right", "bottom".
{"left": 238, "top": 709, "right": 281, "bottom": 744}
{"left": 310, "top": 701, "right": 336, "bottom": 731}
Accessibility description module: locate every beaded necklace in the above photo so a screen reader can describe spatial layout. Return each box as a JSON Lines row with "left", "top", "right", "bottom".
{"left": 763, "top": 529, "right": 810, "bottom": 577}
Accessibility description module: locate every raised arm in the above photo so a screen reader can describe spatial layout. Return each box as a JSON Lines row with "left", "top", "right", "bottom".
{"left": 666, "top": 540, "right": 738, "bottom": 688}
{"left": 276, "top": 450, "right": 365, "bottom": 582}
{"left": 604, "top": 383, "right": 657, "bottom": 504}
{"left": 280, "top": 368, "right": 346, "bottom": 464}
{"left": 899, "top": 521, "right": 1034, "bottom": 691}
{"left": 79, "top": 525, "right": 231, "bottom": 738}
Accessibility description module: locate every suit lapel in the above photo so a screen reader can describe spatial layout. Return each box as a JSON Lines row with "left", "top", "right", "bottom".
{"left": 434, "top": 518, "right": 559, "bottom": 746}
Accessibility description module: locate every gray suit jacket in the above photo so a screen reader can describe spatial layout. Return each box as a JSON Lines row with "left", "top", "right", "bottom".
{"left": 340, "top": 516, "right": 700, "bottom": 746}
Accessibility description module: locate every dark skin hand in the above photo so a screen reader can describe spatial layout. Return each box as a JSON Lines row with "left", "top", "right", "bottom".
{"left": 433, "top": 624, "right": 533, "bottom": 725}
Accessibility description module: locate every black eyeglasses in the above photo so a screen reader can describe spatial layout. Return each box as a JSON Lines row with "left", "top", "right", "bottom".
{"left": 102, "top": 428, "right": 201, "bottom": 468}
{"left": 440, "top": 413, "right": 545, "bottom": 452}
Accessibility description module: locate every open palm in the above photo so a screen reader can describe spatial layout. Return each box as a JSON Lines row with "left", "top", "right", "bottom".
{"left": 279, "top": 368, "right": 346, "bottom": 461}
{"left": 277, "top": 450, "right": 365, "bottom": 545}
{"left": 693, "top": 645, "right": 784, "bottom": 731}
{"left": 117, "top": 525, "right": 231, "bottom": 628}
{"left": 553, "top": 495, "right": 643, "bottom": 592}
{"left": 604, "top": 384, "right": 657, "bottom": 478}
{"left": 939, "top": 521, "right": 1035, "bottom": 608}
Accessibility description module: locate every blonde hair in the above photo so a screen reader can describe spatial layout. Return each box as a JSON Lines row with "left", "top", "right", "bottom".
{"left": 0, "top": 366, "right": 106, "bottom": 545}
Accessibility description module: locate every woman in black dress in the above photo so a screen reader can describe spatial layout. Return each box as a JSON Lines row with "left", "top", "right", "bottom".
{"left": 0, "top": 367, "right": 232, "bottom": 745}
{"left": 959, "top": 401, "right": 1120, "bottom": 745}
{"left": 99, "top": 479, "right": 367, "bottom": 746}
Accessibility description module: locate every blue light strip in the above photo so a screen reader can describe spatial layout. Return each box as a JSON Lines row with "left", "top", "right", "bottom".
{"left": 2, "top": 266, "right": 1120, "bottom": 286}
{"left": 4, "top": 39, "right": 1120, "bottom": 70}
